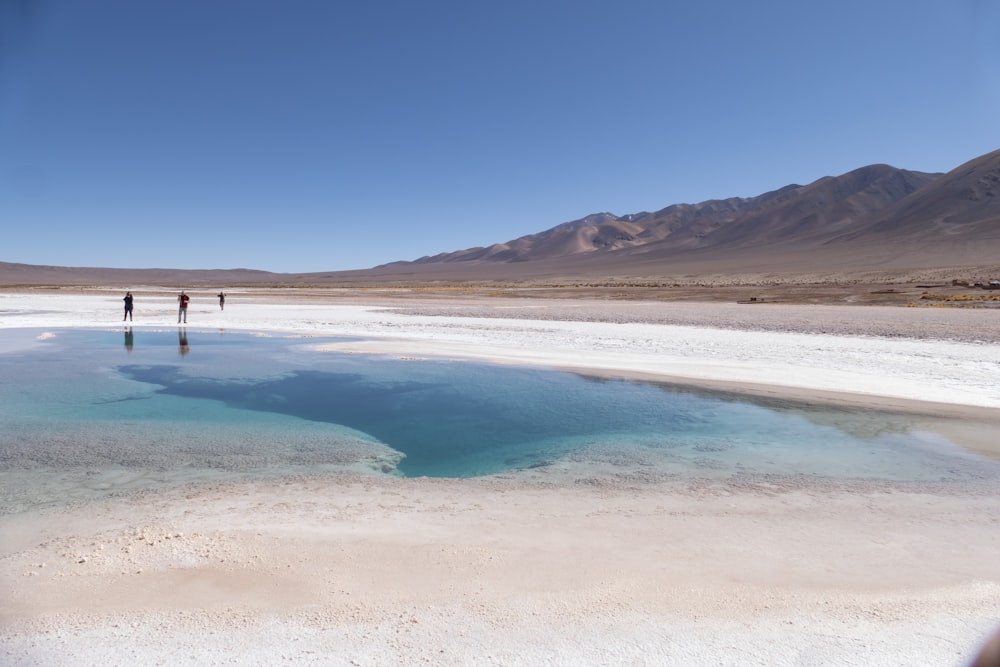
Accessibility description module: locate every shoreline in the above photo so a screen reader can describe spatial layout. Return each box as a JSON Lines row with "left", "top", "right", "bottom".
{"left": 5, "top": 318, "right": 1000, "bottom": 459}
{"left": 6, "top": 288, "right": 997, "bottom": 406}
{"left": 301, "top": 333, "right": 1000, "bottom": 461}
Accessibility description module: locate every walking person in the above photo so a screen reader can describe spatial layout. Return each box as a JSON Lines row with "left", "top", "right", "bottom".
{"left": 123, "top": 291, "right": 134, "bottom": 321}
{"left": 217, "top": 291, "right": 226, "bottom": 310}
{"left": 177, "top": 290, "right": 190, "bottom": 323}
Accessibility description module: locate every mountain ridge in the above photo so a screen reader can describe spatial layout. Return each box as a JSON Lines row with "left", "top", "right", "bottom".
{"left": 3, "top": 147, "right": 1000, "bottom": 286}
{"left": 395, "top": 162, "right": 941, "bottom": 267}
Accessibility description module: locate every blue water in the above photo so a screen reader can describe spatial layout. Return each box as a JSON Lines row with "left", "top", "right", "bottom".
{"left": 1, "top": 327, "right": 997, "bottom": 511}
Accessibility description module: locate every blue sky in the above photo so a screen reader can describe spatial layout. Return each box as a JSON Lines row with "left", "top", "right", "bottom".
{"left": 2, "top": 0, "right": 998, "bottom": 273}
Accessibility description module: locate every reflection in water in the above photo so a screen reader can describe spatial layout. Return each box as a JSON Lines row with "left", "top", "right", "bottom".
{"left": 124, "top": 327, "right": 133, "bottom": 353}
{"left": 178, "top": 327, "right": 189, "bottom": 358}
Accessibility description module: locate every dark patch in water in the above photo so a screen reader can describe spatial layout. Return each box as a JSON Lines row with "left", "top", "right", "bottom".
{"left": 118, "top": 364, "right": 668, "bottom": 477}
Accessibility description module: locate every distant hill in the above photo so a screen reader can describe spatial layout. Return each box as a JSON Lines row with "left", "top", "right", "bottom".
{"left": 0, "top": 263, "right": 285, "bottom": 287}
{"left": 3, "top": 148, "right": 999, "bottom": 286}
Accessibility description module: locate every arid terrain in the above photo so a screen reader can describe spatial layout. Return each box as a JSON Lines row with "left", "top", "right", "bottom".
{"left": 2, "top": 147, "right": 1000, "bottom": 665}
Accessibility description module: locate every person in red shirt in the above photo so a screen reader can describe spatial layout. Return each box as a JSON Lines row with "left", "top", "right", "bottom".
{"left": 177, "top": 291, "right": 190, "bottom": 323}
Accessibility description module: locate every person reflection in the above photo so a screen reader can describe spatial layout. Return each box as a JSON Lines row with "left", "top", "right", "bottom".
{"left": 124, "top": 326, "right": 134, "bottom": 353}
{"left": 178, "top": 327, "right": 190, "bottom": 358}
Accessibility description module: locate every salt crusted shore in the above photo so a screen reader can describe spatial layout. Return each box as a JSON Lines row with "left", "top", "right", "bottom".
{"left": 1, "top": 289, "right": 999, "bottom": 666}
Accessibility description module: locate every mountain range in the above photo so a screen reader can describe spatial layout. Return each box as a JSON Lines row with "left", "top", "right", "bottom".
{"left": 3, "top": 147, "right": 999, "bottom": 285}
{"left": 373, "top": 146, "right": 1000, "bottom": 278}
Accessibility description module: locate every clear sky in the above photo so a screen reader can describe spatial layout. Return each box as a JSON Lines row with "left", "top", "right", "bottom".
{"left": 2, "top": 0, "right": 998, "bottom": 273}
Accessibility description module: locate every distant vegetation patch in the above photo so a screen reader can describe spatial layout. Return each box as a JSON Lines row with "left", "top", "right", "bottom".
{"left": 910, "top": 292, "right": 1000, "bottom": 306}
{"left": 920, "top": 293, "right": 1000, "bottom": 301}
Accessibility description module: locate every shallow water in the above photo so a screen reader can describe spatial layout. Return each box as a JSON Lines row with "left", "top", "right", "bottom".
{"left": 1, "top": 327, "right": 997, "bottom": 512}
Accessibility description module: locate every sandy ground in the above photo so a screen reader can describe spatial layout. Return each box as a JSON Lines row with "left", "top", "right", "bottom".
{"left": 2, "top": 288, "right": 1000, "bottom": 666}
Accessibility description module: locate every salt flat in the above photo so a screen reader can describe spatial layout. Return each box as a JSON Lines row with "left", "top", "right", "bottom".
{"left": 1, "top": 288, "right": 999, "bottom": 666}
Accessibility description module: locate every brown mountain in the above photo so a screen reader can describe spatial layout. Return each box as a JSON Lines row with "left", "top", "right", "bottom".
{"left": 389, "top": 163, "right": 938, "bottom": 270}
{"left": 360, "top": 147, "right": 1000, "bottom": 278}
{"left": 829, "top": 148, "right": 1000, "bottom": 246}
{"left": 3, "top": 148, "right": 1000, "bottom": 286}
{"left": 406, "top": 163, "right": 938, "bottom": 267}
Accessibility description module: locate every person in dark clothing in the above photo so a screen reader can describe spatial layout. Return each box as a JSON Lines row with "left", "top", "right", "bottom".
{"left": 123, "top": 292, "right": 134, "bottom": 321}
{"left": 217, "top": 291, "right": 226, "bottom": 310}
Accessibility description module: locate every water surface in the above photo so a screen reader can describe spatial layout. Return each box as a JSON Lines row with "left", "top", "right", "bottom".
{"left": 1, "top": 327, "right": 996, "bottom": 512}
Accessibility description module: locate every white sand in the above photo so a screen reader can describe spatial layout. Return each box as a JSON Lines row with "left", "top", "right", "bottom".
{"left": 2, "top": 289, "right": 1000, "bottom": 666}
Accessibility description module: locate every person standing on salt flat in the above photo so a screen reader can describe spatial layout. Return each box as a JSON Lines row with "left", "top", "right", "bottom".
{"left": 123, "top": 291, "right": 133, "bottom": 321}
{"left": 177, "top": 290, "right": 190, "bottom": 323}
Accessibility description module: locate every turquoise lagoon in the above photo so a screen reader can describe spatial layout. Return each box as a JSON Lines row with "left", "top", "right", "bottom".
{"left": 1, "top": 328, "right": 997, "bottom": 512}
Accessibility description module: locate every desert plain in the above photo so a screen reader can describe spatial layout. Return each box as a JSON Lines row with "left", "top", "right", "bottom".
{"left": 1, "top": 281, "right": 1000, "bottom": 666}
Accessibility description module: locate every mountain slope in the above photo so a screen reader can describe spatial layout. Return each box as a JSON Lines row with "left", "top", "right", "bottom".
{"left": 399, "top": 164, "right": 941, "bottom": 267}
{"left": 831, "top": 147, "right": 1000, "bottom": 243}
